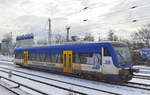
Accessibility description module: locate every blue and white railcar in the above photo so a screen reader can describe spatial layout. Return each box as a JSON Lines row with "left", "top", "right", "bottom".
{"left": 14, "top": 42, "right": 137, "bottom": 82}
{"left": 139, "top": 49, "right": 150, "bottom": 62}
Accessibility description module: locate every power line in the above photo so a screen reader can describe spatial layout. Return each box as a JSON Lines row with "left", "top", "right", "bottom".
{"left": 83, "top": 14, "right": 150, "bottom": 31}
{"left": 67, "top": 0, "right": 150, "bottom": 20}
{"left": 79, "top": 1, "right": 150, "bottom": 26}
{"left": 66, "top": 0, "right": 124, "bottom": 17}
{"left": 94, "top": 16, "right": 150, "bottom": 27}
{"left": 97, "top": 3, "right": 150, "bottom": 19}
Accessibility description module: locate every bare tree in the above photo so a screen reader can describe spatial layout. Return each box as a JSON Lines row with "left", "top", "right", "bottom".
{"left": 133, "top": 25, "right": 150, "bottom": 48}
{"left": 71, "top": 36, "right": 79, "bottom": 41}
{"left": 36, "top": 39, "right": 47, "bottom": 45}
{"left": 108, "top": 30, "right": 114, "bottom": 41}
{"left": 4, "top": 32, "right": 12, "bottom": 41}
{"left": 1, "top": 32, "right": 13, "bottom": 55}
{"left": 113, "top": 35, "right": 119, "bottom": 41}
{"left": 54, "top": 34, "right": 65, "bottom": 44}
{"left": 83, "top": 33, "right": 94, "bottom": 41}
{"left": 107, "top": 30, "right": 119, "bottom": 41}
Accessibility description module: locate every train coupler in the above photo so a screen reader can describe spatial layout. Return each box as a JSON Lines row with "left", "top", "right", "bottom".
{"left": 130, "top": 68, "right": 139, "bottom": 73}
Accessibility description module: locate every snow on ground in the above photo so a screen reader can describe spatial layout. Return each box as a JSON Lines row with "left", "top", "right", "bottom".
{"left": 135, "top": 73, "right": 150, "bottom": 77}
{"left": 130, "top": 78, "right": 150, "bottom": 85}
{"left": 0, "top": 85, "right": 16, "bottom": 95}
{"left": 133, "top": 65, "right": 150, "bottom": 76}
{"left": 134, "top": 65, "right": 150, "bottom": 70}
{"left": 0, "top": 56, "right": 150, "bottom": 95}
{"left": 0, "top": 55, "right": 14, "bottom": 62}
{"left": 0, "top": 65, "right": 112, "bottom": 95}
{"left": 0, "top": 64, "right": 150, "bottom": 95}
{"left": 0, "top": 80, "right": 31, "bottom": 95}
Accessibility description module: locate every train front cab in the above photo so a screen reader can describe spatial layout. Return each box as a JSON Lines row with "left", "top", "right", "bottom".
{"left": 109, "top": 43, "right": 138, "bottom": 82}
{"left": 100, "top": 46, "right": 122, "bottom": 81}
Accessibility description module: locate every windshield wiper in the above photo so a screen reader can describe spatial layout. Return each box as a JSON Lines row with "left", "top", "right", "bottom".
{"left": 118, "top": 53, "right": 125, "bottom": 62}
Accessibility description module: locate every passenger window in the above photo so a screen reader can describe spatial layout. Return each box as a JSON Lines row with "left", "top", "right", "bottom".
{"left": 16, "top": 52, "right": 23, "bottom": 59}
{"left": 79, "top": 53, "right": 93, "bottom": 64}
{"left": 72, "top": 53, "right": 80, "bottom": 63}
{"left": 49, "top": 53, "right": 62, "bottom": 63}
{"left": 56, "top": 54, "right": 61, "bottom": 63}
{"left": 104, "top": 47, "right": 110, "bottom": 56}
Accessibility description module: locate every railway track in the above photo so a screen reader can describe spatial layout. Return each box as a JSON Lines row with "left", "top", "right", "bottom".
{"left": 0, "top": 66, "right": 120, "bottom": 95}
{"left": 0, "top": 66, "right": 150, "bottom": 94}
{"left": 0, "top": 83, "right": 20, "bottom": 95}
{"left": 127, "top": 81, "right": 150, "bottom": 87}
{"left": 0, "top": 61, "right": 150, "bottom": 94}
{"left": 139, "top": 71, "right": 150, "bottom": 74}
{"left": 133, "top": 74, "right": 150, "bottom": 80}
{"left": 0, "top": 61, "right": 18, "bottom": 67}
{"left": 135, "top": 67, "right": 150, "bottom": 71}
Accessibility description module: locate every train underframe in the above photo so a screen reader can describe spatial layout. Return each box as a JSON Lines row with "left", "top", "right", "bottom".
{"left": 118, "top": 68, "right": 139, "bottom": 82}
{"left": 16, "top": 62, "right": 139, "bottom": 83}
{"left": 73, "top": 69, "right": 135, "bottom": 82}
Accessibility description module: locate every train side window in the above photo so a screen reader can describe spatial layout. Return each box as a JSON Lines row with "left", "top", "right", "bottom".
{"left": 72, "top": 53, "right": 80, "bottom": 63}
{"left": 32, "top": 54, "right": 36, "bottom": 61}
{"left": 45, "top": 54, "right": 50, "bottom": 62}
{"left": 16, "top": 52, "right": 22, "bottom": 59}
{"left": 36, "top": 54, "right": 40, "bottom": 61}
{"left": 41, "top": 54, "right": 46, "bottom": 62}
{"left": 79, "top": 53, "right": 93, "bottom": 64}
{"left": 50, "top": 54, "right": 56, "bottom": 63}
{"left": 15, "top": 52, "right": 18, "bottom": 59}
{"left": 28, "top": 53, "right": 31, "bottom": 60}
{"left": 104, "top": 47, "right": 110, "bottom": 56}
{"left": 56, "top": 54, "right": 61, "bottom": 63}
{"left": 49, "top": 54, "right": 61, "bottom": 63}
{"left": 15, "top": 52, "right": 19, "bottom": 59}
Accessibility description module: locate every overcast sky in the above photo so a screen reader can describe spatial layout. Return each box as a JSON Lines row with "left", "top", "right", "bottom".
{"left": 0, "top": 0, "right": 150, "bottom": 41}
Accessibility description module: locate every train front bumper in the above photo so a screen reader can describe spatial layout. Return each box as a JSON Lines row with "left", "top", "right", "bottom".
{"left": 119, "top": 68, "right": 139, "bottom": 81}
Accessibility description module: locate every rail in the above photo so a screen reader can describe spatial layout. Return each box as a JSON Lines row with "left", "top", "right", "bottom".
{"left": 0, "top": 68, "right": 120, "bottom": 95}
{"left": 1, "top": 64, "right": 150, "bottom": 94}
{"left": 0, "top": 76, "right": 48, "bottom": 95}
{"left": 133, "top": 74, "right": 150, "bottom": 80}
{"left": 0, "top": 66, "right": 150, "bottom": 94}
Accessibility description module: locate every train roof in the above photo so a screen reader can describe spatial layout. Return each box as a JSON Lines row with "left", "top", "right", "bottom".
{"left": 14, "top": 42, "right": 125, "bottom": 54}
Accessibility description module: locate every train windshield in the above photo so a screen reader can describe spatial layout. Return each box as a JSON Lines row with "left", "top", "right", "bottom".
{"left": 113, "top": 43, "right": 132, "bottom": 63}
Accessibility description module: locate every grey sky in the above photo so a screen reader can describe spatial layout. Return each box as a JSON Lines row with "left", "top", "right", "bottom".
{"left": 0, "top": 0, "right": 149, "bottom": 41}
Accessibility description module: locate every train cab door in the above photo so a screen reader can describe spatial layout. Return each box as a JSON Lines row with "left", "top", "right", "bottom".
{"left": 101, "top": 47, "right": 113, "bottom": 74}
{"left": 23, "top": 51, "right": 29, "bottom": 67}
{"left": 63, "top": 51, "right": 72, "bottom": 73}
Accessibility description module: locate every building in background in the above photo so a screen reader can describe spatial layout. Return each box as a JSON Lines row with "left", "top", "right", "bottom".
{"left": 1, "top": 38, "right": 13, "bottom": 56}
{"left": 16, "top": 33, "right": 34, "bottom": 48}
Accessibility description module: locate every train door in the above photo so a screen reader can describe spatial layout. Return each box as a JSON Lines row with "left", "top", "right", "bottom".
{"left": 101, "top": 47, "right": 113, "bottom": 74}
{"left": 63, "top": 51, "right": 72, "bottom": 73}
{"left": 23, "top": 51, "right": 29, "bottom": 67}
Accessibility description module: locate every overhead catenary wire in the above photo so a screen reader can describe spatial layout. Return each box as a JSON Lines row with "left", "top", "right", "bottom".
{"left": 67, "top": 0, "right": 150, "bottom": 18}
{"left": 48, "top": 0, "right": 150, "bottom": 27}
{"left": 66, "top": 0, "right": 150, "bottom": 26}
{"left": 79, "top": 1, "right": 150, "bottom": 27}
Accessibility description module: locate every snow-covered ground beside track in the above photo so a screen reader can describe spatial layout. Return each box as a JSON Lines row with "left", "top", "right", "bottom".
{"left": 0, "top": 56, "right": 150, "bottom": 95}
{"left": 130, "top": 78, "right": 150, "bottom": 85}
{"left": 134, "top": 65, "right": 150, "bottom": 70}
{"left": 0, "top": 55, "right": 14, "bottom": 62}
{"left": 0, "top": 85, "right": 16, "bottom": 95}
{"left": 133, "top": 65, "right": 150, "bottom": 76}
{"left": 0, "top": 64, "right": 150, "bottom": 95}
